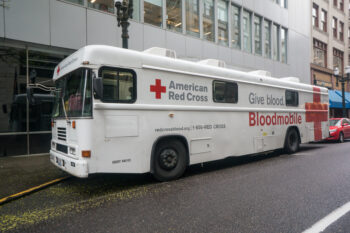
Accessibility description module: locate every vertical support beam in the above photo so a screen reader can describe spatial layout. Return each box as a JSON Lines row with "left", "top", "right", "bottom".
{"left": 26, "top": 46, "right": 30, "bottom": 156}
{"left": 214, "top": 0, "right": 218, "bottom": 44}
{"left": 162, "top": 0, "right": 166, "bottom": 29}
{"left": 199, "top": 0, "right": 203, "bottom": 39}
{"left": 182, "top": 0, "right": 186, "bottom": 34}
{"left": 252, "top": 12, "right": 255, "bottom": 55}
{"left": 228, "top": 1, "right": 232, "bottom": 48}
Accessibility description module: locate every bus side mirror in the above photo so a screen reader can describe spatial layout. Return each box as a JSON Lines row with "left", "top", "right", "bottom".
{"left": 93, "top": 78, "right": 103, "bottom": 99}
{"left": 26, "top": 87, "right": 35, "bottom": 105}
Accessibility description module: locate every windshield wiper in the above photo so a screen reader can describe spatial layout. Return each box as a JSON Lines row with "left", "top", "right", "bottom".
{"left": 61, "top": 97, "right": 70, "bottom": 123}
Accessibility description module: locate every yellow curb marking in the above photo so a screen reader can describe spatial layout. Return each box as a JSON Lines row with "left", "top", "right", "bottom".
{"left": 0, "top": 176, "right": 70, "bottom": 205}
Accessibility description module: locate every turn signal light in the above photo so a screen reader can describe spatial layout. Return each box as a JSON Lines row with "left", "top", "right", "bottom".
{"left": 82, "top": 150, "right": 91, "bottom": 158}
{"left": 51, "top": 121, "right": 55, "bottom": 128}
{"left": 72, "top": 121, "right": 76, "bottom": 129}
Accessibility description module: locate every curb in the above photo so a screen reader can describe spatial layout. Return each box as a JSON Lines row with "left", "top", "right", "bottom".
{"left": 0, "top": 176, "right": 70, "bottom": 206}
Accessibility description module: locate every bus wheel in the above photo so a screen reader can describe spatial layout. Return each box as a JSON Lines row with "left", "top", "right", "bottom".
{"left": 153, "top": 140, "right": 187, "bottom": 182}
{"left": 284, "top": 128, "right": 300, "bottom": 154}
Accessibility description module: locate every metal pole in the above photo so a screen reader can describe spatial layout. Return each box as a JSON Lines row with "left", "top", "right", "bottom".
{"left": 121, "top": 21, "right": 129, "bottom": 49}
{"left": 342, "top": 80, "right": 346, "bottom": 117}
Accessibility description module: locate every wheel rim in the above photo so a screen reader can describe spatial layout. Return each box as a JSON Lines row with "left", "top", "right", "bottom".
{"left": 159, "top": 148, "right": 178, "bottom": 170}
{"left": 340, "top": 134, "right": 344, "bottom": 142}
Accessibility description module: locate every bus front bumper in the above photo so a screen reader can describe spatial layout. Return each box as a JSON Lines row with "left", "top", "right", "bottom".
{"left": 50, "top": 150, "right": 88, "bottom": 178}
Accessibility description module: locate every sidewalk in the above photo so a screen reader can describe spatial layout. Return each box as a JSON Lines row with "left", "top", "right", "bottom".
{"left": 0, "top": 154, "right": 66, "bottom": 199}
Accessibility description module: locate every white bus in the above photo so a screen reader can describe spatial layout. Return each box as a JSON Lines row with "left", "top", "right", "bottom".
{"left": 48, "top": 45, "right": 329, "bottom": 181}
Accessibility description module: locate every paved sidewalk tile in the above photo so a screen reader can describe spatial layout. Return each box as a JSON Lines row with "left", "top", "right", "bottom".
{"left": 0, "top": 155, "right": 66, "bottom": 199}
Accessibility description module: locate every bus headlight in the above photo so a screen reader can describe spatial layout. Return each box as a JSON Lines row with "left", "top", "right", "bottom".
{"left": 69, "top": 147, "right": 76, "bottom": 155}
{"left": 51, "top": 141, "right": 56, "bottom": 149}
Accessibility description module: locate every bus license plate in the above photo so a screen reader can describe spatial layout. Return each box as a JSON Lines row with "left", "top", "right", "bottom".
{"left": 56, "top": 157, "right": 64, "bottom": 167}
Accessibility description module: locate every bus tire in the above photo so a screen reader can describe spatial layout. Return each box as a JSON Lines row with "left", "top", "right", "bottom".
{"left": 338, "top": 132, "right": 344, "bottom": 143}
{"left": 284, "top": 128, "right": 300, "bottom": 154}
{"left": 153, "top": 139, "right": 188, "bottom": 182}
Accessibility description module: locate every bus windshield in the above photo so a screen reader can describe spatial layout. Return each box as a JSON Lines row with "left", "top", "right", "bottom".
{"left": 52, "top": 68, "right": 92, "bottom": 118}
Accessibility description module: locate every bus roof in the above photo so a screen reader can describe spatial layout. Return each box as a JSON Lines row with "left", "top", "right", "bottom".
{"left": 53, "top": 45, "right": 328, "bottom": 94}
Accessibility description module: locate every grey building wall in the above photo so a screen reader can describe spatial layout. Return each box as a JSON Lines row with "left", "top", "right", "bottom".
{"left": 0, "top": 0, "right": 311, "bottom": 83}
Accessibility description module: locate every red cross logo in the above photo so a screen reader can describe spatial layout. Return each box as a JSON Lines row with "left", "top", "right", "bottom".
{"left": 305, "top": 87, "right": 328, "bottom": 141}
{"left": 150, "top": 79, "right": 166, "bottom": 99}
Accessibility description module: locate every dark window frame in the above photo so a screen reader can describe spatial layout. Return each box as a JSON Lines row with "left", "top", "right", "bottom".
{"left": 321, "top": 9, "right": 327, "bottom": 32}
{"left": 98, "top": 66, "right": 137, "bottom": 104}
{"left": 313, "top": 38, "right": 327, "bottom": 67}
{"left": 312, "top": 3, "right": 319, "bottom": 28}
{"left": 285, "top": 90, "right": 299, "bottom": 107}
{"left": 212, "top": 80, "right": 238, "bottom": 104}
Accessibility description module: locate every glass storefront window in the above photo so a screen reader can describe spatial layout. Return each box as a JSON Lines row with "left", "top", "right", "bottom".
{"left": 242, "top": 10, "right": 252, "bottom": 53}
{"left": 64, "top": 0, "right": 84, "bottom": 5}
{"left": 272, "top": 23, "right": 280, "bottom": 61}
{"left": 144, "top": 0, "right": 163, "bottom": 27}
{"left": 87, "top": 0, "right": 115, "bottom": 13}
{"left": 231, "top": 4, "right": 241, "bottom": 49}
{"left": 0, "top": 46, "right": 27, "bottom": 133}
{"left": 203, "top": 0, "right": 215, "bottom": 42}
{"left": 281, "top": 27, "right": 287, "bottom": 63}
{"left": 0, "top": 135, "right": 27, "bottom": 156}
{"left": 264, "top": 20, "right": 271, "bottom": 58}
{"left": 186, "top": 0, "right": 200, "bottom": 37}
{"left": 254, "top": 15, "right": 262, "bottom": 55}
{"left": 0, "top": 45, "right": 69, "bottom": 156}
{"left": 131, "top": 0, "right": 140, "bottom": 21}
{"left": 166, "top": 0, "right": 182, "bottom": 32}
{"left": 217, "top": 0, "right": 228, "bottom": 46}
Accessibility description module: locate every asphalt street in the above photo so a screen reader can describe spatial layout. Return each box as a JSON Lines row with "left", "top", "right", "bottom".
{"left": 1, "top": 140, "right": 350, "bottom": 233}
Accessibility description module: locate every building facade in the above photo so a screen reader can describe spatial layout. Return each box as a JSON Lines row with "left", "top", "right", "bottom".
{"left": 0, "top": 0, "right": 311, "bottom": 156}
{"left": 311, "top": 0, "right": 350, "bottom": 117}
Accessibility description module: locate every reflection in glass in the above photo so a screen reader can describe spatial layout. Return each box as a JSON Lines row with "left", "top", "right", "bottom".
{"left": 254, "top": 15, "right": 262, "bottom": 55}
{"left": 217, "top": 0, "right": 228, "bottom": 46}
{"left": 186, "top": 0, "right": 200, "bottom": 37}
{"left": 0, "top": 46, "right": 27, "bottom": 133}
{"left": 167, "top": 0, "right": 182, "bottom": 32}
{"left": 88, "top": 0, "right": 115, "bottom": 13}
{"left": 102, "top": 69, "right": 135, "bottom": 102}
{"left": 231, "top": 4, "right": 241, "bottom": 49}
{"left": 203, "top": 0, "right": 215, "bottom": 42}
{"left": 273, "top": 23, "right": 280, "bottom": 61}
{"left": 264, "top": 20, "right": 271, "bottom": 58}
{"left": 281, "top": 28, "right": 287, "bottom": 63}
{"left": 30, "top": 133, "right": 51, "bottom": 154}
{"left": 0, "top": 135, "right": 27, "bottom": 156}
{"left": 144, "top": 0, "right": 163, "bottom": 27}
{"left": 28, "top": 50, "right": 61, "bottom": 131}
{"left": 243, "top": 10, "right": 252, "bottom": 53}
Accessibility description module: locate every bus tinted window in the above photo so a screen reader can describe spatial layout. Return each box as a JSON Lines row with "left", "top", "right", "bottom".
{"left": 286, "top": 90, "right": 298, "bottom": 106}
{"left": 100, "top": 67, "right": 136, "bottom": 103}
{"left": 213, "top": 81, "right": 238, "bottom": 103}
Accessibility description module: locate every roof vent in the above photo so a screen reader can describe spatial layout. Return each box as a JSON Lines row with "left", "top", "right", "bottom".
{"left": 143, "top": 47, "right": 176, "bottom": 58}
{"left": 198, "top": 59, "right": 226, "bottom": 68}
{"left": 280, "top": 77, "right": 300, "bottom": 83}
{"left": 248, "top": 70, "right": 271, "bottom": 77}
